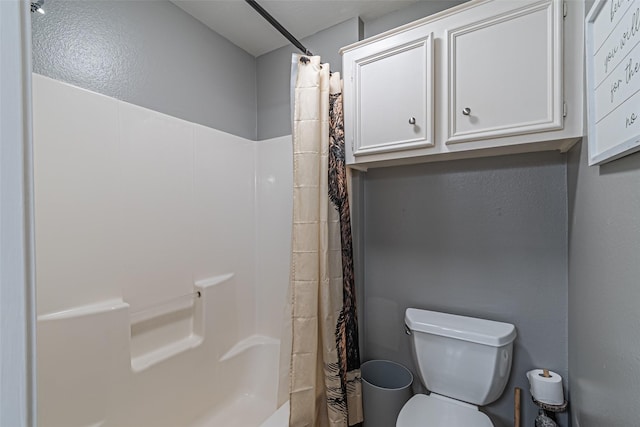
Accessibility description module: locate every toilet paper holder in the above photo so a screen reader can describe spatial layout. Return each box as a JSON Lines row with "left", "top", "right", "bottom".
{"left": 528, "top": 368, "right": 568, "bottom": 427}
{"left": 528, "top": 368, "right": 568, "bottom": 411}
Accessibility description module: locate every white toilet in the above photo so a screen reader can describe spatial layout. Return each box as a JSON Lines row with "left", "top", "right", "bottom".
{"left": 397, "top": 308, "right": 517, "bottom": 427}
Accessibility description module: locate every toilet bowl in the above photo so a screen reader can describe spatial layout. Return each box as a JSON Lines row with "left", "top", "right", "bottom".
{"left": 396, "top": 309, "right": 517, "bottom": 427}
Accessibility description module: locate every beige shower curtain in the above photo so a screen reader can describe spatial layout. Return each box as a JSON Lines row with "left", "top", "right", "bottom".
{"left": 287, "top": 55, "right": 363, "bottom": 427}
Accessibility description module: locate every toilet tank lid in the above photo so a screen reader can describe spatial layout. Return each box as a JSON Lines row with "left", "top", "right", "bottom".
{"left": 405, "top": 309, "right": 517, "bottom": 347}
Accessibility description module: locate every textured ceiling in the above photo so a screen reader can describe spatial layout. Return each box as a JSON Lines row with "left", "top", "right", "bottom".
{"left": 172, "top": 0, "right": 417, "bottom": 57}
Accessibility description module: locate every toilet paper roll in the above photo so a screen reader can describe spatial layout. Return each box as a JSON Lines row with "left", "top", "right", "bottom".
{"left": 526, "top": 369, "right": 564, "bottom": 405}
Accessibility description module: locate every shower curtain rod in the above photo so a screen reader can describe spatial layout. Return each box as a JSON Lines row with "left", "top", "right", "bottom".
{"left": 245, "top": 0, "right": 314, "bottom": 56}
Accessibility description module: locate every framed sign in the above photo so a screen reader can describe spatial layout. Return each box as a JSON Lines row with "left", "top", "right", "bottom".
{"left": 585, "top": 0, "right": 640, "bottom": 165}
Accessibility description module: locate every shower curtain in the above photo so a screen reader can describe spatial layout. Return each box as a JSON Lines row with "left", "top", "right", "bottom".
{"left": 287, "top": 55, "right": 363, "bottom": 427}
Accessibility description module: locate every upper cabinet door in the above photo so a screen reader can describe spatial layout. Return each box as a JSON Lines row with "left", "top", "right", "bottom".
{"left": 348, "top": 32, "right": 434, "bottom": 158}
{"left": 445, "top": 0, "right": 563, "bottom": 144}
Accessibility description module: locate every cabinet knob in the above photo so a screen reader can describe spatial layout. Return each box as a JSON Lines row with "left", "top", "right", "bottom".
{"left": 408, "top": 117, "right": 416, "bottom": 125}
{"left": 462, "top": 107, "right": 471, "bottom": 116}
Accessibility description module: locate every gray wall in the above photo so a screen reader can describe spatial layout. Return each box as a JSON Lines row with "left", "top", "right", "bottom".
{"left": 565, "top": 1, "right": 640, "bottom": 424}
{"left": 567, "top": 145, "right": 640, "bottom": 427}
{"left": 363, "top": 0, "right": 468, "bottom": 38}
{"left": 31, "top": 0, "right": 257, "bottom": 140}
{"left": 256, "top": 18, "right": 362, "bottom": 140}
{"left": 363, "top": 152, "right": 569, "bottom": 427}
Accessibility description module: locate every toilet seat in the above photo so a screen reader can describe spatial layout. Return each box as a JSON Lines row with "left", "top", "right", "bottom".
{"left": 396, "top": 394, "right": 493, "bottom": 427}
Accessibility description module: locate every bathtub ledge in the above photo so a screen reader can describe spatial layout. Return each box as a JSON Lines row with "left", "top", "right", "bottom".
{"left": 38, "top": 299, "right": 129, "bottom": 321}
{"left": 219, "top": 335, "right": 279, "bottom": 362}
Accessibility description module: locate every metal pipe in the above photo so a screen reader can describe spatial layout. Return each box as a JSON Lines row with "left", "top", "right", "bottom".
{"left": 244, "top": 0, "right": 313, "bottom": 56}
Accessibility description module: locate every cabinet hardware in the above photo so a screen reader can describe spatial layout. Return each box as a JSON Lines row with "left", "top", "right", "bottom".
{"left": 462, "top": 107, "right": 471, "bottom": 116}
{"left": 408, "top": 117, "right": 416, "bottom": 125}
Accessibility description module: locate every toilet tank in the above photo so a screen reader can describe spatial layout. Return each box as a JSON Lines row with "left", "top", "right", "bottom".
{"left": 405, "top": 309, "right": 516, "bottom": 406}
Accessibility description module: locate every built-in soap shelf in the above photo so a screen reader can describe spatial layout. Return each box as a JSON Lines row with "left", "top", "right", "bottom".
{"left": 128, "top": 273, "right": 234, "bottom": 373}
{"left": 129, "top": 289, "right": 203, "bottom": 373}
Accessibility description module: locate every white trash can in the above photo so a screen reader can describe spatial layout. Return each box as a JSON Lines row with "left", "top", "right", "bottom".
{"left": 361, "top": 360, "right": 413, "bottom": 427}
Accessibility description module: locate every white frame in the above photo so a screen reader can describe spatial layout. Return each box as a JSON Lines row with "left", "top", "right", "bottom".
{"left": 585, "top": 0, "right": 640, "bottom": 165}
{"left": 0, "top": 1, "right": 37, "bottom": 425}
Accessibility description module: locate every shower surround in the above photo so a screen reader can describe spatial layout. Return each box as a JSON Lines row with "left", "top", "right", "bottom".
{"left": 33, "top": 74, "right": 292, "bottom": 427}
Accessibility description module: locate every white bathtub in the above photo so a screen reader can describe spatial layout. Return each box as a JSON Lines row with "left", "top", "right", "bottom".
{"left": 259, "top": 401, "right": 290, "bottom": 427}
{"left": 38, "top": 275, "right": 288, "bottom": 427}
{"left": 188, "top": 335, "right": 284, "bottom": 427}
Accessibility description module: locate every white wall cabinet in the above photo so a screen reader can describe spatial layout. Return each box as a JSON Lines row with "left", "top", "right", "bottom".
{"left": 446, "top": 0, "right": 563, "bottom": 143}
{"left": 350, "top": 32, "right": 434, "bottom": 157}
{"left": 342, "top": 0, "right": 584, "bottom": 169}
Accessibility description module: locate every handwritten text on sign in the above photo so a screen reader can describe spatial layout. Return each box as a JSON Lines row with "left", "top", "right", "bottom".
{"left": 588, "top": 0, "right": 640, "bottom": 163}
